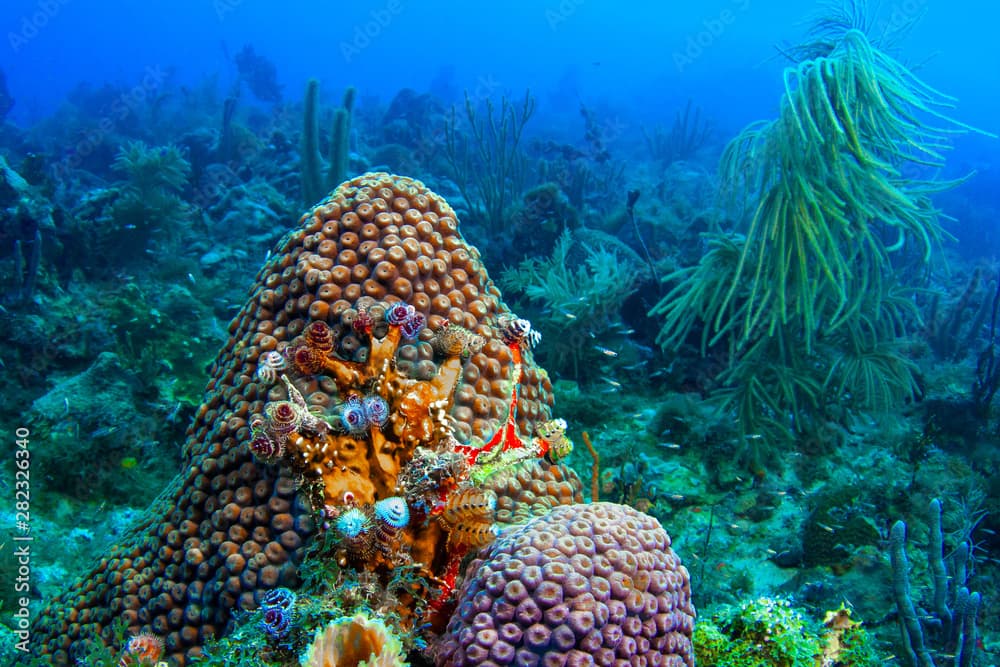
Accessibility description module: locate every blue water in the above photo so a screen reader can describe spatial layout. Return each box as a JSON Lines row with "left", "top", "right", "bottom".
{"left": 6, "top": 1, "right": 997, "bottom": 239}
{"left": 6, "top": 1, "right": 997, "bottom": 131}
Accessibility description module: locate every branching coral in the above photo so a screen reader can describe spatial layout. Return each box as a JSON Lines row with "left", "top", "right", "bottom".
{"left": 443, "top": 90, "right": 535, "bottom": 238}
{"left": 501, "top": 229, "right": 642, "bottom": 380}
{"left": 641, "top": 100, "right": 713, "bottom": 166}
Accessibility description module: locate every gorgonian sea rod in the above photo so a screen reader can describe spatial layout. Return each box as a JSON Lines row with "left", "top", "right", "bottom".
{"left": 30, "top": 173, "right": 556, "bottom": 665}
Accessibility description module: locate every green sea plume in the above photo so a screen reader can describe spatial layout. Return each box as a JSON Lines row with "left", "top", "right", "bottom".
{"left": 650, "top": 7, "right": 991, "bottom": 451}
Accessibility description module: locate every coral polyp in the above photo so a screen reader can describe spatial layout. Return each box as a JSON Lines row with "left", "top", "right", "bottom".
{"left": 304, "top": 320, "right": 336, "bottom": 352}
{"left": 340, "top": 395, "right": 370, "bottom": 434}
{"left": 374, "top": 496, "right": 410, "bottom": 530}
{"left": 119, "top": 632, "right": 164, "bottom": 667}
{"left": 361, "top": 395, "right": 390, "bottom": 427}
{"left": 265, "top": 400, "right": 301, "bottom": 436}
{"left": 249, "top": 430, "right": 283, "bottom": 461}
{"left": 260, "top": 606, "right": 293, "bottom": 641}
{"left": 496, "top": 313, "right": 540, "bottom": 349}
{"left": 255, "top": 350, "right": 287, "bottom": 383}
{"left": 259, "top": 587, "right": 297, "bottom": 612}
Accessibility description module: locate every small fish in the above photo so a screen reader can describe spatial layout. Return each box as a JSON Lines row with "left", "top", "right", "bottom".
{"left": 602, "top": 377, "right": 622, "bottom": 388}
{"left": 123, "top": 224, "right": 137, "bottom": 230}
{"left": 668, "top": 494, "right": 685, "bottom": 501}
{"left": 817, "top": 522, "right": 838, "bottom": 533}
{"left": 187, "top": 273, "right": 197, "bottom": 284}
{"left": 594, "top": 345, "right": 619, "bottom": 357}
{"left": 89, "top": 425, "right": 120, "bottom": 438}
{"left": 64, "top": 397, "right": 70, "bottom": 414}
{"left": 600, "top": 386, "right": 620, "bottom": 393}
{"left": 658, "top": 442, "right": 682, "bottom": 450}
{"left": 120, "top": 457, "right": 139, "bottom": 469}
{"left": 165, "top": 401, "right": 183, "bottom": 423}
{"left": 559, "top": 310, "right": 577, "bottom": 320}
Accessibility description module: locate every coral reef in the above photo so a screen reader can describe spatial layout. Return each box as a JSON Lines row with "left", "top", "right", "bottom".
{"left": 29, "top": 173, "right": 555, "bottom": 664}
{"left": 435, "top": 502, "right": 695, "bottom": 667}
{"left": 693, "top": 597, "right": 881, "bottom": 667}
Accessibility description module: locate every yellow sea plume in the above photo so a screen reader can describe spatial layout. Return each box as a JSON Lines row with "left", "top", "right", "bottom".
{"left": 301, "top": 613, "right": 408, "bottom": 667}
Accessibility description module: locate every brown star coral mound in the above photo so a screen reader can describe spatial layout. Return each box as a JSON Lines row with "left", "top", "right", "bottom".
{"left": 31, "top": 173, "right": 555, "bottom": 665}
